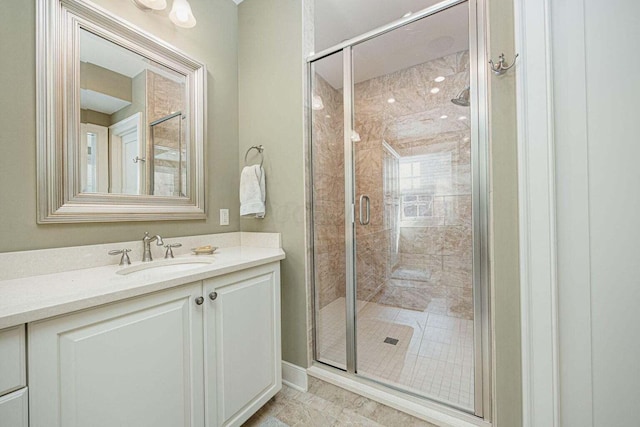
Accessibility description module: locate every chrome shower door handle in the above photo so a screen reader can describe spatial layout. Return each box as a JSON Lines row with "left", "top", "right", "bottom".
{"left": 359, "top": 195, "right": 370, "bottom": 225}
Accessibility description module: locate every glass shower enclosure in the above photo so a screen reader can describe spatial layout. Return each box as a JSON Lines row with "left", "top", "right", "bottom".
{"left": 309, "top": 0, "right": 489, "bottom": 418}
{"left": 149, "top": 111, "right": 187, "bottom": 197}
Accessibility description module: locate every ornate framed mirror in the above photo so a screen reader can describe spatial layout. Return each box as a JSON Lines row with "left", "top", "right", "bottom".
{"left": 37, "top": 0, "right": 206, "bottom": 222}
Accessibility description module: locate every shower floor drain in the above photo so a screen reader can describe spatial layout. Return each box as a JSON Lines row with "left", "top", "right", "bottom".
{"left": 383, "top": 337, "right": 399, "bottom": 345}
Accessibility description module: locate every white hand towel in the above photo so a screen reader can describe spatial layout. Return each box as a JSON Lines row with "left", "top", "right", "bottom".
{"left": 240, "top": 165, "right": 266, "bottom": 218}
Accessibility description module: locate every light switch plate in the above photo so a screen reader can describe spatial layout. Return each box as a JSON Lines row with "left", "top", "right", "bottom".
{"left": 219, "top": 209, "right": 229, "bottom": 226}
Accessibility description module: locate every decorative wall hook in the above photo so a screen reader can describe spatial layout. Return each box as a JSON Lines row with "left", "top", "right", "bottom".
{"left": 488, "top": 53, "right": 519, "bottom": 76}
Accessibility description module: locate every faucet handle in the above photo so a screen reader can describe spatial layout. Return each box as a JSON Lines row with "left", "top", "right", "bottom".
{"left": 109, "top": 249, "right": 132, "bottom": 266}
{"left": 164, "top": 243, "right": 182, "bottom": 259}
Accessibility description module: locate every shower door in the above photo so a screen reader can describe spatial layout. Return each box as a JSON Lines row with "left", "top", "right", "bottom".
{"left": 311, "top": 0, "right": 488, "bottom": 417}
{"left": 311, "top": 50, "right": 349, "bottom": 369}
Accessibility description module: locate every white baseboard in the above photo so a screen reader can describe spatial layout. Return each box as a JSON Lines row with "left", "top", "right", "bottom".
{"left": 281, "top": 361, "right": 308, "bottom": 392}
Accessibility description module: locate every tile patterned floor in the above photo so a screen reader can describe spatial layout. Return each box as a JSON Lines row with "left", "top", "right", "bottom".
{"left": 243, "top": 377, "right": 437, "bottom": 427}
{"left": 317, "top": 298, "right": 474, "bottom": 410}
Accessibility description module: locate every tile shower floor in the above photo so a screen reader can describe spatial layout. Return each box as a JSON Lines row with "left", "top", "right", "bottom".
{"left": 317, "top": 298, "right": 474, "bottom": 410}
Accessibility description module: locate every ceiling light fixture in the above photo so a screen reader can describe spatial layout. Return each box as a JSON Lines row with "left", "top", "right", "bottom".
{"left": 169, "top": 0, "right": 197, "bottom": 28}
{"left": 458, "top": 116, "right": 467, "bottom": 120}
{"left": 387, "top": 98, "right": 396, "bottom": 104}
{"left": 132, "top": 0, "right": 197, "bottom": 28}
{"left": 430, "top": 88, "right": 440, "bottom": 94}
{"left": 440, "top": 115, "right": 448, "bottom": 119}
{"left": 434, "top": 76, "right": 445, "bottom": 82}
{"left": 133, "top": 0, "right": 167, "bottom": 10}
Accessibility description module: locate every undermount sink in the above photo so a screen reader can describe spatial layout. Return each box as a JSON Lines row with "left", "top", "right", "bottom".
{"left": 117, "top": 258, "right": 215, "bottom": 276}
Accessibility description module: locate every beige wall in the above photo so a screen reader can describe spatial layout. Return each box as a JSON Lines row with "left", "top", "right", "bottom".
{"left": 238, "top": 0, "right": 308, "bottom": 367}
{"left": 80, "top": 61, "right": 133, "bottom": 103}
{"left": 81, "top": 109, "right": 111, "bottom": 127}
{"left": 487, "top": 0, "right": 522, "bottom": 424}
{"left": 0, "top": 0, "right": 239, "bottom": 253}
{"left": 111, "top": 70, "right": 147, "bottom": 126}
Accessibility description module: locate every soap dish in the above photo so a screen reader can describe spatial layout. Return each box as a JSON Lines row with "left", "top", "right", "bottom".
{"left": 191, "top": 246, "right": 218, "bottom": 255}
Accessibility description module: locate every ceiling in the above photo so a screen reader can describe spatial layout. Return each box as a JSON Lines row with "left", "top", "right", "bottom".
{"left": 80, "top": 29, "right": 149, "bottom": 79}
{"left": 313, "top": 0, "right": 469, "bottom": 88}
{"left": 315, "top": 0, "right": 441, "bottom": 53}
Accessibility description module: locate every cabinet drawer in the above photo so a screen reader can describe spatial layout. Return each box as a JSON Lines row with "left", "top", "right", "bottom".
{"left": 0, "top": 325, "right": 26, "bottom": 396}
{"left": 0, "top": 388, "right": 28, "bottom": 427}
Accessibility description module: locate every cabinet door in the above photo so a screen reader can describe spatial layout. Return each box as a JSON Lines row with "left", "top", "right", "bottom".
{"left": 205, "top": 263, "right": 281, "bottom": 427}
{"left": 0, "top": 388, "right": 28, "bottom": 427}
{"left": 0, "top": 325, "right": 26, "bottom": 396}
{"left": 28, "top": 283, "right": 205, "bottom": 427}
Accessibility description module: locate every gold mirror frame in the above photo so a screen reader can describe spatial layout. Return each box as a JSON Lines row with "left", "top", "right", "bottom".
{"left": 36, "top": 0, "right": 206, "bottom": 223}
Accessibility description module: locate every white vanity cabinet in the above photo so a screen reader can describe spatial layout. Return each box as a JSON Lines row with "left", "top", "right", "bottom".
{"left": 0, "top": 325, "right": 28, "bottom": 427}
{"left": 28, "top": 282, "right": 205, "bottom": 427}
{"left": 204, "top": 263, "right": 282, "bottom": 427}
{"left": 27, "top": 262, "right": 281, "bottom": 427}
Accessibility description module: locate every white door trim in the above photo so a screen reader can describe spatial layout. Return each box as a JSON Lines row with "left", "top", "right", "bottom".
{"left": 513, "top": 0, "right": 560, "bottom": 426}
{"left": 109, "top": 112, "right": 143, "bottom": 194}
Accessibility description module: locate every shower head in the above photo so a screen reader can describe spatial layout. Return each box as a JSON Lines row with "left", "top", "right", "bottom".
{"left": 451, "top": 86, "right": 470, "bottom": 107}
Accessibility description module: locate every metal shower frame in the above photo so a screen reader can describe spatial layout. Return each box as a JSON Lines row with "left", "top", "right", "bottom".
{"left": 307, "top": 0, "right": 491, "bottom": 420}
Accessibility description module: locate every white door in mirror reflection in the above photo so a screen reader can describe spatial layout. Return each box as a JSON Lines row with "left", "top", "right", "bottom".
{"left": 80, "top": 124, "right": 108, "bottom": 193}
{"left": 109, "top": 113, "right": 144, "bottom": 195}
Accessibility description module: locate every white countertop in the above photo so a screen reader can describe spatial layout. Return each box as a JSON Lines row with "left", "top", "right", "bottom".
{"left": 0, "top": 246, "right": 285, "bottom": 329}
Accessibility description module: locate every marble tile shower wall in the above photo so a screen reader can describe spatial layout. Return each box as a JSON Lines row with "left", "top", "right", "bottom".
{"left": 353, "top": 51, "right": 473, "bottom": 320}
{"left": 147, "top": 70, "right": 185, "bottom": 195}
{"left": 312, "top": 74, "right": 346, "bottom": 309}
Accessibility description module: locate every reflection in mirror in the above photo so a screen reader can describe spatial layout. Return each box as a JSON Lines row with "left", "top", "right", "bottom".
{"left": 79, "top": 28, "right": 188, "bottom": 197}
{"left": 151, "top": 112, "right": 187, "bottom": 197}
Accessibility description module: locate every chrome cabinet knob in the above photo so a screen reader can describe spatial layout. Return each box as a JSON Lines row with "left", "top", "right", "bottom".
{"left": 195, "top": 296, "right": 204, "bottom": 305}
{"left": 209, "top": 292, "right": 218, "bottom": 301}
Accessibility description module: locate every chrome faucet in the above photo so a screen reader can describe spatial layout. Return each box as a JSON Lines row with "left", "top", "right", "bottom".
{"left": 142, "top": 232, "right": 164, "bottom": 262}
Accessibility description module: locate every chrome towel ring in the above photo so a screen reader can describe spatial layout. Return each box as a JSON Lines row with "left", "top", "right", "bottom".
{"left": 244, "top": 145, "right": 265, "bottom": 168}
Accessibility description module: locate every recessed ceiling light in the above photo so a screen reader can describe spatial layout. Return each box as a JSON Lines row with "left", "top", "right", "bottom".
{"left": 387, "top": 98, "right": 396, "bottom": 104}
{"left": 440, "top": 115, "right": 448, "bottom": 119}
{"left": 463, "top": 137, "right": 470, "bottom": 142}
{"left": 434, "top": 76, "right": 446, "bottom": 82}
{"left": 430, "top": 88, "right": 440, "bottom": 94}
{"left": 458, "top": 116, "right": 467, "bottom": 120}
{"left": 312, "top": 94, "right": 324, "bottom": 110}
{"left": 403, "top": 11, "right": 412, "bottom": 18}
